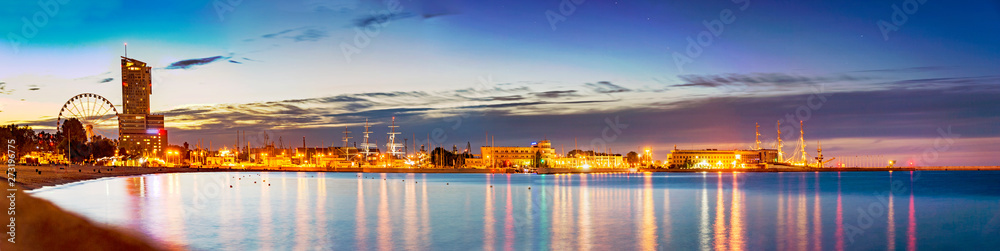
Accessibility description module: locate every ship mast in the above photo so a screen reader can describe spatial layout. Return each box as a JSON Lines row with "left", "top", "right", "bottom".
{"left": 342, "top": 126, "right": 352, "bottom": 161}
{"left": 361, "top": 118, "right": 374, "bottom": 158}
{"left": 755, "top": 122, "right": 761, "bottom": 150}
{"left": 776, "top": 120, "right": 783, "bottom": 163}
{"left": 799, "top": 120, "right": 807, "bottom": 164}
{"left": 386, "top": 117, "right": 403, "bottom": 158}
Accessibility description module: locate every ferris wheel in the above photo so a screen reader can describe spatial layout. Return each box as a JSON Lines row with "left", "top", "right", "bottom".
{"left": 57, "top": 93, "right": 119, "bottom": 140}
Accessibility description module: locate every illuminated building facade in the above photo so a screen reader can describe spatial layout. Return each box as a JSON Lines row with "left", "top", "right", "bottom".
{"left": 118, "top": 56, "right": 167, "bottom": 157}
{"left": 667, "top": 148, "right": 780, "bottom": 169}
{"left": 550, "top": 154, "right": 625, "bottom": 169}
{"left": 479, "top": 140, "right": 556, "bottom": 168}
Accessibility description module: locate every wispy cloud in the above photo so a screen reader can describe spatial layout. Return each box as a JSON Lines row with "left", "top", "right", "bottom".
{"left": 848, "top": 66, "right": 946, "bottom": 74}
{"left": 586, "top": 81, "right": 630, "bottom": 93}
{"left": 534, "top": 90, "right": 578, "bottom": 98}
{"left": 673, "top": 73, "right": 870, "bottom": 88}
{"left": 352, "top": 12, "right": 416, "bottom": 28}
{"left": 292, "top": 29, "right": 328, "bottom": 42}
{"left": 165, "top": 55, "right": 230, "bottom": 70}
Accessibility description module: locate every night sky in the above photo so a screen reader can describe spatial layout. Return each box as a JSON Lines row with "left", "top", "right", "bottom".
{"left": 1, "top": 0, "right": 998, "bottom": 165}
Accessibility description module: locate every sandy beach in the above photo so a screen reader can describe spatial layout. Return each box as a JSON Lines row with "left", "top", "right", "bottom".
{"left": 1, "top": 165, "right": 216, "bottom": 250}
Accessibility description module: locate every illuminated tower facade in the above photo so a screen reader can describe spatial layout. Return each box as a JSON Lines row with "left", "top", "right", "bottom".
{"left": 118, "top": 55, "right": 167, "bottom": 157}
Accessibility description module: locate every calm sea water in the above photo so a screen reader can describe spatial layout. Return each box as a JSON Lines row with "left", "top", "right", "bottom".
{"left": 31, "top": 171, "right": 1000, "bottom": 250}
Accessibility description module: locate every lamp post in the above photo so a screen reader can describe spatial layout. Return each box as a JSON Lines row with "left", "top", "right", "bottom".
{"left": 262, "top": 153, "right": 268, "bottom": 167}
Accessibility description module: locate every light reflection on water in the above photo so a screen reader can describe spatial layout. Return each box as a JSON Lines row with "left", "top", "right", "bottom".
{"left": 30, "top": 171, "right": 1000, "bottom": 250}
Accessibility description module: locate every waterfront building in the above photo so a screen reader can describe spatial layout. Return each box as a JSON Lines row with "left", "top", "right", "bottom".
{"left": 118, "top": 56, "right": 168, "bottom": 157}
{"left": 476, "top": 140, "right": 556, "bottom": 168}
{"left": 667, "top": 147, "right": 780, "bottom": 169}
{"left": 550, "top": 153, "right": 625, "bottom": 169}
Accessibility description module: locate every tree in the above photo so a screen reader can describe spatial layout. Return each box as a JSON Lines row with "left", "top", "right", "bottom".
{"left": 87, "top": 136, "right": 117, "bottom": 159}
{"left": 0, "top": 124, "right": 37, "bottom": 156}
{"left": 533, "top": 150, "right": 546, "bottom": 168}
{"left": 36, "top": 131, "right": 57, "bottom": 152}
{"left": 182, "top": 142, "right": 191, "bottom": 160}
{"left": 61, "top": 118, "right": 87, "bottom": 143}
{"left": 58, "top": 118, "right": 90, "bottom": 162}
{"left": 626, "top": 151, "right": 639, "bottom": 166}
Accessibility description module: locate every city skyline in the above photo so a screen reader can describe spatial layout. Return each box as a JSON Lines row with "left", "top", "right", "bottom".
{"left": 2, "top": 0, "right": 999, "bottom": 166}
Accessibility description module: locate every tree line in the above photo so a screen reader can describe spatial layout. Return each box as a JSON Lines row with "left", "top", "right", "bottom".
{"left": 0, "top": 118, "right": 117, "bottom": 163}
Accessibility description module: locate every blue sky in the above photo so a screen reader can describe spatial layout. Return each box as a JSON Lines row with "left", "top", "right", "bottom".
{"left": 2, "top": 0, "right": 999, "bottom": 165}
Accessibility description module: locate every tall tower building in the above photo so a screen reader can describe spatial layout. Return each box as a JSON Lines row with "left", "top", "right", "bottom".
{"left": 118, "top": 55, "right": 167, "bottom": 157}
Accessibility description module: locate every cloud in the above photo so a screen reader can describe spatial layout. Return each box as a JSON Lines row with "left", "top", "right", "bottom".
{"left": 534, "top": 90, "right": 578, "bottom": 98}
{"left": 421, "top": 12, "right": 457, "bottom": 18}
{"left": 849, "top": 66, "right": 946, "bottom": 74}
{"left": 165, "top": 56, "right": 229, "bottom": 70}
{"left": 491, "top": 95, "right": 524, "bottom": 101}
{"left": 586, "top": 81, "right": 630, "bottom": 93}
{"left": 262, "top": 29, "right": 296, "bottom": 39}
{"left": 304, "top": 0, "right": 359, "bottom": 12}
{"left": 250, "top": 27, "right": 328, "bottom": 43}
{"left": 292, "top": 29, "right": 328, "bottom": 42}
{"left": 672, "top": 73, "right": 871, "bottom": 89}
{"left": 98, "top": 78, "right": 114, "bottom": 83}
{"left": 352, "top": 12, "right": 416, "bottom": 28}
{"left": 229, "top": 60, "right": 242, "bottom": 64}
{"left": 883, "top": 76, "right": 1000, "bottom": 92}
{"left": 0, "top": 82, "right": 10, "bottom": 95}
{"left": 15, "top": 73, "right": 997, "bottom": 165}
